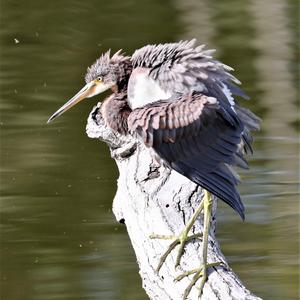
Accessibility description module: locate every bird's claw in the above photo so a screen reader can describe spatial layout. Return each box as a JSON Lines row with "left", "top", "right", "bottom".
{"left": 150, "top": 231, "right": 203, "bottom": 272}
{"left": 175, "top": 262, "right": 223, "bottom": 299}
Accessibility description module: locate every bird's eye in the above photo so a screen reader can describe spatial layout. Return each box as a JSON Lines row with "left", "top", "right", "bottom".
{"left": 97, "top": 76, "right": 103, "bottom": 81}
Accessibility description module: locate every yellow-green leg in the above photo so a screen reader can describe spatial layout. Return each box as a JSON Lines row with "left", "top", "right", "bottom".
{"left": 176, "top": 190, "right": 222, "bottom": 299}
{"left": 150, "top": 199, "right": 204, "bottom": 272}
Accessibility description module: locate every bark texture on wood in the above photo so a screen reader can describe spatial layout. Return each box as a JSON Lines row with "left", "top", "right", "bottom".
{"left": 86, "top": 103, "right": 261, "bottom": 300}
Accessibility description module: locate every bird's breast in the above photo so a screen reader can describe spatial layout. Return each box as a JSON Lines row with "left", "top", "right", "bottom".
{"left": 128, "top": 67, "right": 171, "bottom": 109}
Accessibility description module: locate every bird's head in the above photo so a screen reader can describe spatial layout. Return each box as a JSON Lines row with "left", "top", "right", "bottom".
{"left": 47, "top": 50, "right": 131, "bottom": 123}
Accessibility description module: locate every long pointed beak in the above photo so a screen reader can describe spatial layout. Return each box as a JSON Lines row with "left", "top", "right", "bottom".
{"left": 47, "top": 80, "right": 104, "bottom": 123}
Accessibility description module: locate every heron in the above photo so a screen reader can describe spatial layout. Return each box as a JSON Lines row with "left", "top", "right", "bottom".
{"left": 48, "top": 40, "right": 260, "bottom": 299}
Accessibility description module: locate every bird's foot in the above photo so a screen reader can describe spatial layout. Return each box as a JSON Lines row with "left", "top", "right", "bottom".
{"left": 150, "top": 230, "right": 203, "bottom": 272}
{"left": 150, "top": 200, "right": 205, "bottom": 272}
{"left": 175, "top": 261, "right": 222, "bottom": 299}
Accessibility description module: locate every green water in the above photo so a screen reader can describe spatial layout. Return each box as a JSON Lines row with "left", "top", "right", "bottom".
{"left": 0, "top": 0, "right": 299, "bottom": 299}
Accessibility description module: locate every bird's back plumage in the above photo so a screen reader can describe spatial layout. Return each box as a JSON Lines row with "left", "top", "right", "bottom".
{"left": 131, "top": 39, "right": 243, "bottom": 100}
{"left": 128, "top": 39, "right": 260, "bottom": 219}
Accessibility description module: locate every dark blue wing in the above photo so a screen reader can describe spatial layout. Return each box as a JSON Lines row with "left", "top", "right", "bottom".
{"left": 128, "top": 93, "right": 248, "bottom": 219}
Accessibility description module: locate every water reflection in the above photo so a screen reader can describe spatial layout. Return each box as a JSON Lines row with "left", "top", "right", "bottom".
{"left": 1, "top": 0, "right": 299, "bottom": 299}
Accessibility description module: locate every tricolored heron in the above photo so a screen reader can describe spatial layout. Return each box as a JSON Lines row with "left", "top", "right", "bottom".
{"left": 48, "top": 40, "right": 260, "bottom": 299}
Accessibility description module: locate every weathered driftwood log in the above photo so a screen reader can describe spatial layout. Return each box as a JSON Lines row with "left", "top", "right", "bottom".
{"left": 86, "top": 103, "right": 261, "bottom": 300}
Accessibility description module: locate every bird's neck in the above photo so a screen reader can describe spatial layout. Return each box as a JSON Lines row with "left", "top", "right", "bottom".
{"left": 101, "top": 92, "right": 131, "bottom": 135}
{"left": 115, "top": 59, "right": 132, "bottom": 94}
{"left": 115, "top": 81, "right": 128, "bottom": 93}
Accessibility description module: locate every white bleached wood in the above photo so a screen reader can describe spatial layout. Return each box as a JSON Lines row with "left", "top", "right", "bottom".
{"left": 86, "top": 103, "right": 261, "bottom": 300}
